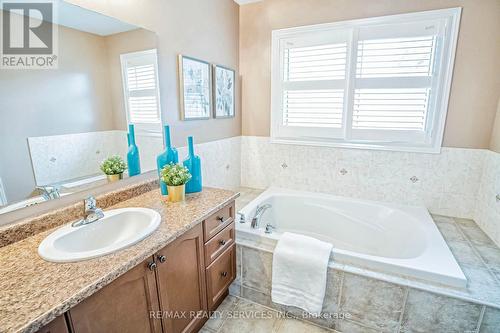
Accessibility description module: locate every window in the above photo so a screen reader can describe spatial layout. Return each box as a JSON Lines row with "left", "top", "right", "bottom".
{"left": 120, "top": 49, "right": 162, "bottom": 134}
{"left": 271, "top": 8, "right": 461, "bottom": 153}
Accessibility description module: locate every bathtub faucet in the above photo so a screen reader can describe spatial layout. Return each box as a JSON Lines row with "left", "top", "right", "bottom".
{"left": 251, "top": 204, "right": 272, "bottom": 229}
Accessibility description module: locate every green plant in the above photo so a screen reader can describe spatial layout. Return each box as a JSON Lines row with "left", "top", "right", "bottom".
{"left": 100, "top": 155, "right": 127, "bottom": 175}
{"left": 161, "top": 162, "right": 192, "bottom": 186}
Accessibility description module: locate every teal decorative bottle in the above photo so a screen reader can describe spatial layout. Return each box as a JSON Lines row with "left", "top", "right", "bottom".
{"left": 183, "top": 136, "right": 202, "bottom": 193}
{"left": 157, "top": 125, "right": 178, "bottom": 195}
{"left": 127, "top": 124, "right": 141, "bottom": 177}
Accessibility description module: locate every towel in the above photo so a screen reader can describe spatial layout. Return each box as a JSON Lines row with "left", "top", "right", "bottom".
{"left": 271, "top": 232, "right": 333, "bottom": 315}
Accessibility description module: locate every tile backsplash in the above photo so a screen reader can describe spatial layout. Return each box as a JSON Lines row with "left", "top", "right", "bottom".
{"left": 475, "top": 150, "right": 500, "bottom": 246}
{"left": 241, "top": 136, "right": 486, "bottom": 219}
{"left": 177, "top": 136, "right": 241, "bottom": 191}
{"left": 28, "top": 131, "right": 126, "bottom": 185}
{"left": 27, "top": 132, "right": 241, "bottom": 191}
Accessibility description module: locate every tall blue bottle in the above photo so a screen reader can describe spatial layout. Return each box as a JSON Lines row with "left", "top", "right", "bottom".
{"left": 127, "top": 124, "right": 141, "bottom": 177}
{"left": 157, "top": 125, "right": 178, "bottom": 195}
{"left": 183, "top": 136, "right": 202, "bottom": 193}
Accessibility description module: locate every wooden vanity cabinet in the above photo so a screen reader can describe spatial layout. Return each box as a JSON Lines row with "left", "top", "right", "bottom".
{"left": 155, "top": 223, "right": 207, "bottom": 333}
{"left": 64, "top": 200, "right": 236, "bottom": 333}
{"left": 69, "top": 259, "right": 162, "bottom": 333}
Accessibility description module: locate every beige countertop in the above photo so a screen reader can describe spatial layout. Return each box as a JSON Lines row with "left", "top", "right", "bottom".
{"left": 0, "top": 187, "right": 239, "bottom": 333}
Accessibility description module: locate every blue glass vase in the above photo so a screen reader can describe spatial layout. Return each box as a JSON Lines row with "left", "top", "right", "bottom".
{"left": 157, "top": 125, "right": 178, "bottom": 195}
{"left": 183, "top": 136, "right": 202, "bottom": 193}
{"left": 127, "top": 124, "right": 141, "bottom": 177}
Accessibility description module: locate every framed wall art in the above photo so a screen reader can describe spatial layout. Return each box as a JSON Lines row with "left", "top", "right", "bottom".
{"left": 178, "top": 55, "right": 212, "bottom": 120}
{"left": 213, "top": 65, "right": 235, "bottom": 118}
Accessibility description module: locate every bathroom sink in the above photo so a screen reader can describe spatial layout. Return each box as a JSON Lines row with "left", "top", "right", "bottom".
{"left": 38, "top": 208, "right": 161, "bottom": 263}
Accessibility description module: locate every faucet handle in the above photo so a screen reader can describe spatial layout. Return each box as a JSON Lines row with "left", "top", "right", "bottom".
{"left": 84, "top": 196, "right": 97, "bottom": 211}
{"left": 265, "top": 223, "right": 275, "bottom": 234}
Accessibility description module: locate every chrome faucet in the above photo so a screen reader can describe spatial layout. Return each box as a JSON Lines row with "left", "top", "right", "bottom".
{"left": 251, "top": 204, "right": 272, "bottom": 229}
{"left": 36, "top": 185, "right": 61, "bottom": 201}
{"left": 72, "top": 196, "right": 105, "bottom": 227}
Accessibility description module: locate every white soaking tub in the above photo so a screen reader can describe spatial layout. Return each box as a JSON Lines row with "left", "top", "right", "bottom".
{"left": 236, "top": 187, "right": 466, "bottom": 289}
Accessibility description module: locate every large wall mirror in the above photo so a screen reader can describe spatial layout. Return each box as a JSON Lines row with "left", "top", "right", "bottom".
{"left": 0, "top": 1, "right": 162, "bottom": 215}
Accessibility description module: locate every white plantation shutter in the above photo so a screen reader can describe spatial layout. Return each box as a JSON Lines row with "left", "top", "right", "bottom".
{"left": 352, "top": 88, "right": 430, "bottom": 130}
{"left": 121, "top": 49, "right": 161, "bottom": 130}
{"left": 350, "top": 22, "right": 439, "bottom": 142}
{"left": 283, "top": 89, "right": 344, "bottom": 128}
{"left": 271, "top": 9, "right": 461, "bottom": 152}
{"left": 355, "top": 36, "right": 436, "bottom": 78}
{"left": 284, "top": 43, "right": 347, "bottom": 82}
{"left": 276, "top": 31, "right": 349, "bottom": 139}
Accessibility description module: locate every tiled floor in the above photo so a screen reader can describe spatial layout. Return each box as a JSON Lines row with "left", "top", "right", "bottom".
{"left": 202, "top": 296, "right": 336, "bottom": 333}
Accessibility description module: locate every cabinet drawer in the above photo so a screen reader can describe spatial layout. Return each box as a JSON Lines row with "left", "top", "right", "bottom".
{"left": 203, "top": 201, "right": 235, "bottom": 241}
{"left": 205, "top": 244, "right": 236, "bottom": 310}
{"left": 204, "top": 222, "right": 235, "bottom": 266}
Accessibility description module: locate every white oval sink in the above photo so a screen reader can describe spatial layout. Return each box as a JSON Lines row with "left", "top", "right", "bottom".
{"left": 38, "top": 208, "right": 161, "bottom": 262}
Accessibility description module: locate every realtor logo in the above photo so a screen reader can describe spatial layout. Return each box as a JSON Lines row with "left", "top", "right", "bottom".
{"left": 1, "top": 0, "right": 58, "bottom": 69}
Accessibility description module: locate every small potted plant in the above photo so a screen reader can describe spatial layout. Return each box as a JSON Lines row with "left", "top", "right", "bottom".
{"left": 160, "top": 162, "right": 192, "bottom": 202}
{"left": 100, "top": 155, "right": 127, "bottom": 182}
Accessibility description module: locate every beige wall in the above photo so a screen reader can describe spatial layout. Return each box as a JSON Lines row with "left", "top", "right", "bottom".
{"left": 66, "top": 0, "right": 241, "bottom": 148}
{"left": 104, "top": 28, "right": 158, "bottom": 130}
{"left": 0, "top": 21, "right": 114, "bottom": 203}
{"left": 240, "top": 0, "right": 500, "bottom": 149}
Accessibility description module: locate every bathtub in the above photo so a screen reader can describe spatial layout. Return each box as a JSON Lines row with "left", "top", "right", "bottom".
{"left": 236, "top": 188, "right": 466, "bottom": 289}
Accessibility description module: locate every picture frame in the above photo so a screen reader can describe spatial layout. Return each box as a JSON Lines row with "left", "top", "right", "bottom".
{"left": 178, "top": 55, "right": 212, "bottom": 120}
{"left": 213, "top": 65, "right": 235, "bottom": 118}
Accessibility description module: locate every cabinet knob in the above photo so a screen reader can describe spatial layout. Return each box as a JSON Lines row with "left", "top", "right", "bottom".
{"left": 148, "top": 262, "right": 157, "bottom": 271}
{"left": 219, "top": 239, "right": 227, "bottom": 246}
{"left": 157, "top": 255, "right": 167, "bottom": 263}
{"left": 217, "top": 216, "right": 224, "bottom": 223}
{"left": 221, "top": 271, "right": 228, "bottom": 277}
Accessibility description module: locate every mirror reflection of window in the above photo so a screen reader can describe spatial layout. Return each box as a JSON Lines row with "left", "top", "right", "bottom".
{"left": 120, "top": 49, "right": 162, "bottom": 134}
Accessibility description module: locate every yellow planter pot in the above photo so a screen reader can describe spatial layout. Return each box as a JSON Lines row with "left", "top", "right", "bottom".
{"left": 167, "top": 184, "right": 186, "bottom": 202}
{"left": 106, "top": 173, "right": 123, "bottom": 182}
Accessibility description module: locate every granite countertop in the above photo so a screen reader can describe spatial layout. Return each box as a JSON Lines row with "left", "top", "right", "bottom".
{"left": 0, "top": 187, "right": 239, "bottom": 333}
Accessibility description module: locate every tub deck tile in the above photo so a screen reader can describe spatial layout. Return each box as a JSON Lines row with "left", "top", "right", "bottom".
{"left": 400, "top": 289, "right": 482, "bottom": 333}
{"left": 479, "top": 307, "right": 500, "bottom": 333}
{"left": 339, "top": 273, "right": 406, "bottom": 332}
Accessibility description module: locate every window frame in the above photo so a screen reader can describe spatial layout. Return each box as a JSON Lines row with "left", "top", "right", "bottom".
{"left": 120, "top": 48, "right": 162, "bottom": 137}
{"left": 270, "top": 8, "right": 461, "bottom": 153}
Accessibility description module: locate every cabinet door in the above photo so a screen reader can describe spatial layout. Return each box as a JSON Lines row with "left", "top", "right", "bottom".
{"left": 156, "top": 224, "right": 207, "bottom": 333}
{"left": 69, "top": 258, "right": 161, "bottom": 333}
{"left": 36, "top": 315, "right": 69, "bottom": 333}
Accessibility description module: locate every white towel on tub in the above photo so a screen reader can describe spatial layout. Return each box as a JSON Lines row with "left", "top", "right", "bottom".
{"left": 271, "top": 232, "right": 333, "bottom": 315}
